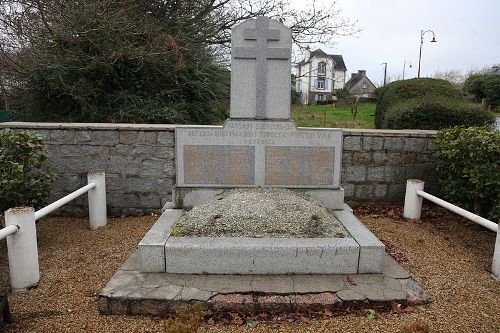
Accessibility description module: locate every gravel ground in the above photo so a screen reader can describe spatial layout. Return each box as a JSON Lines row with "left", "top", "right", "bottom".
{"left": 0, "top": 205, "right": 499, "bottom": 333}
{"left": 175, "top": 188, "right": 349, "bottom": 238}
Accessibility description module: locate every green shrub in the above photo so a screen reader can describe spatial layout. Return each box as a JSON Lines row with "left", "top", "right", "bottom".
{"left": 433, "top": 127, "right": 499, "bottom": 221}
{"left": 0, "top": 129, "right": 52, "bottom": 212}
{"left": 464, "top": 74, "right": 500, "bottom": 108}
{"left": 382, "top": 98, "right": 494, "bottom": 130}
{"left": 375, "top": 78, "right": 463, "bottom": 128}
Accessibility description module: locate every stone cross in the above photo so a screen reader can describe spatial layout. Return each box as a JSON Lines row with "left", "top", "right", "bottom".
{"left": 230, "top": 17, "right": 292, "bottom": 120}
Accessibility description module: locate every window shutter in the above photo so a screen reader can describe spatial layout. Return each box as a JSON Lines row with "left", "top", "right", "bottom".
{"left": 314, "top": 79, "right": 318, "bottom": 89}
{"left": 325, "top": 79, "right": 328, "bottom": 90}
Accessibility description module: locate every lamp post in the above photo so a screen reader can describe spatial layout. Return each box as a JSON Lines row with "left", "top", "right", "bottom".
{"left": 417, "top": 30, "right": 437, "bottom": 78}
{"left": 381, "top": 62, "right": 387, "bottom": 86}
{"left": 403, "top": 61, "right": 412, "bottom": 80}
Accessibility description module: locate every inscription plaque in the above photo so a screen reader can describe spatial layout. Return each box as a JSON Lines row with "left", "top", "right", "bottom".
{"left": 265, "top": 147, "right": 335, "bottom": 186}
{"left": 184, "top": 145, "right": 255, "bottom": 185}
{"left": 176, "top": 120, "right": 342, "bottom": 188}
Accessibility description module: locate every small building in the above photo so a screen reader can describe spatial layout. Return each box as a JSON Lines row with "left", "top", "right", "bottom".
{"left": 344, "top": 70, "right": 376, "bottom": 98}
{"left": 295, "top": 49, "right": 347, "bottom": 104}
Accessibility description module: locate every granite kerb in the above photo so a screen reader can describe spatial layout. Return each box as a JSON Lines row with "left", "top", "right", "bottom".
{"left": 138, "top": 206, "right": 385, "bottom": 275}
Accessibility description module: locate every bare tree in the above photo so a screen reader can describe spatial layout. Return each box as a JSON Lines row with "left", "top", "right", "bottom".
{"left": 432, "top": 69, "right": 466, "bottom": 88}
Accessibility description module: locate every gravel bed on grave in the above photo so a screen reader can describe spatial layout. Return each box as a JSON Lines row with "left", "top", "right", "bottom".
{"left": 174, "top": 187, "right": 350, "bottom": 238}
{"left": 0, "top": 205, "right": 499, "bottom": 333}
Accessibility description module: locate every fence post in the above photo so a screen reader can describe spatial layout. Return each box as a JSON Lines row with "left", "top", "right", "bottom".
{"left": 5, "top": 207, "right": 39, "bottom": 290}
{"left": 493, "top": 226, "right": 500, "bottom": 280}
{"left": 403, "top": 179, "right": 425, "bottom": 220}
{"left": 87, "top": 172, "right": 107, "bottom": 230}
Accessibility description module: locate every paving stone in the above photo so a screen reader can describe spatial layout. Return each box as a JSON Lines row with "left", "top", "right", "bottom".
{"left": 382, "top": 255, "right": 411, "bottom": 279}
{"left": 182, "top": 275, "right": 253, "bottom": 294}
{"left": 251, "top": 276, "right": 294, "bottom": 293}
{"left": 293, "top": 275, "right": 345, "bottom": 293}
{"left": 179, "top": 286, "right": 214, "bottom": 301}
{"left": 336, "top": 289, "right": 365, "bottom": 301}
{"left": 400, "top": 279, "right": 431, "bottom": 304}
{"left": 382, "top": 288, "right": 407, "bottom": 301}
{"left": 144, "top": 284, "right": 183, "bottom": 300}
{"left": 99, "top": 251, "right": 430, "bottom": 315}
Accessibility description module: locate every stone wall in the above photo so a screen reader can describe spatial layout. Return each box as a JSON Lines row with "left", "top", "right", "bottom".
{"left": 341, "top": 129, "right": 438, "bottom": 205}
{"left": 0, "top": 123, "right": 438, "bottom": 215}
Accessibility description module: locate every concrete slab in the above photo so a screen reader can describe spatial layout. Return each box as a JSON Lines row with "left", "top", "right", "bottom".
{"left": 99, "top": 251, "right": 430, "bottom": 316}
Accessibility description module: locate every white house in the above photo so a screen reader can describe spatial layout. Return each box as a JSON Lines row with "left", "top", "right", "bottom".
{"left": 295, "top": 49, "right": 347, "bottom": 104}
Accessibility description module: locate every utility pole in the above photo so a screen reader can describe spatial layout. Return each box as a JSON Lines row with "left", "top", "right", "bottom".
{"left": 403, "top": 61, "right": 412, "bottom": 80}
{"left": 381, "top": 62, "right": 387, "bottom": 86}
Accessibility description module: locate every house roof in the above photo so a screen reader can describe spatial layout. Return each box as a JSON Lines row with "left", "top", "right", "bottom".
{"left": 345, "top": 71, "right": 376, "bottom": 91}
{"left": 297, "top": 49, "right": 347, "bottom": 71}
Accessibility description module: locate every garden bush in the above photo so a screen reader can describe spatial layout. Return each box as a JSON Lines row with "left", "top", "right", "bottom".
{"left": 382, "top": 98, "right": 494, "bottom": 130}
{"left": 433, "top": 127, "right": 499, "bottom": 221}
{"left": 0, "top": 129, "right": 52, "bottom": 212}
{"left": 375, "top": 78, "right": 463, "bottom": 128}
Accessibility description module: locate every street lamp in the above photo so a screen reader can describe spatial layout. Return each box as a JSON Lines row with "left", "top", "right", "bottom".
{"left": 403, "top": 61, "right": 412, "bottom": 80}
{"left": 417, "top": 30, "right": 437, "bottom": 78}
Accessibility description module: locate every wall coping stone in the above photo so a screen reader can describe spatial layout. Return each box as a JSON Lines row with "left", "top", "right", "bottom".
{"left": 0, "top": 122, "right": 438, "bottom": 137}
{"left": 0, "top": 122, "right": 177, "bottom": 131}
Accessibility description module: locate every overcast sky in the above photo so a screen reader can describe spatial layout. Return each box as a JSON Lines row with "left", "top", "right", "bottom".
{"left": 292, "top": 0, "right": 500, "bottom": 85}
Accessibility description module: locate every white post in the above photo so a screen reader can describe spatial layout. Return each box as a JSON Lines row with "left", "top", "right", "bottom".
{"left": 493, "top": 226, "right": 500, "bottom": 280}
{"left": 403, "top": 179, "right": 425, "bottom": 220}
{"left": 5, "top": 207, "right": 40, "bottom": 290}
{"left": 87, "top": 172, "right": 107, "bottom": 230}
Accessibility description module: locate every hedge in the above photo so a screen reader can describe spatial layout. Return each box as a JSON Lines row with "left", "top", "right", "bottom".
{"left": 0, "top": 129, "right": 52, "bottom": 212}
{"left": 375, "top": 78, "right": 463, "bottom": 128}
{"left": 433, "top": 127, "right": 499, "bottom": 221}
{"left": 382, "top": 97, "right": 494, "bottom": 130}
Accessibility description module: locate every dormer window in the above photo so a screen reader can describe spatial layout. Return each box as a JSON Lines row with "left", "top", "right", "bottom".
{"left": 318, "top": 62, "right": 326, "bottom": 76}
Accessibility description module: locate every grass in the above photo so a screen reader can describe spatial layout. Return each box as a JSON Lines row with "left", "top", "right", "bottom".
{"left": 291, "top": 103, "right": 376, "bottom": 129}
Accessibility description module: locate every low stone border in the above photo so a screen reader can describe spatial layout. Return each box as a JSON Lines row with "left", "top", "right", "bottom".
{"left": 138, "top": 205, "right": 385, "bottom": 275}
{"left": 98, "top": 252, "right": 430, "bottom": 316}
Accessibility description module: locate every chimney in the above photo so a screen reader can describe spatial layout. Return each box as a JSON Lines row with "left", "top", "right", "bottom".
{"left": 304, "top": 47, "right": 311, "bottom": 62}
{"left": 358, "top": 70, "right": 366, "bottom": 77}
{"left": 351, "top": 73, "right": 356, "bottom": 79}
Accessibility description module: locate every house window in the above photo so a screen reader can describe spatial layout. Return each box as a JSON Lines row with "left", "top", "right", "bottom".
{"left": 315, "top": 94, "right": 325, "bottom": 102}
{"left": 362, "top": 82, "right": 367, "bottom": 89}
{"left": 318, "top": 62, "right": 326, "bottom": 76}
{"left": 317, "top": 79, "right": 325, "bottom": 90}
